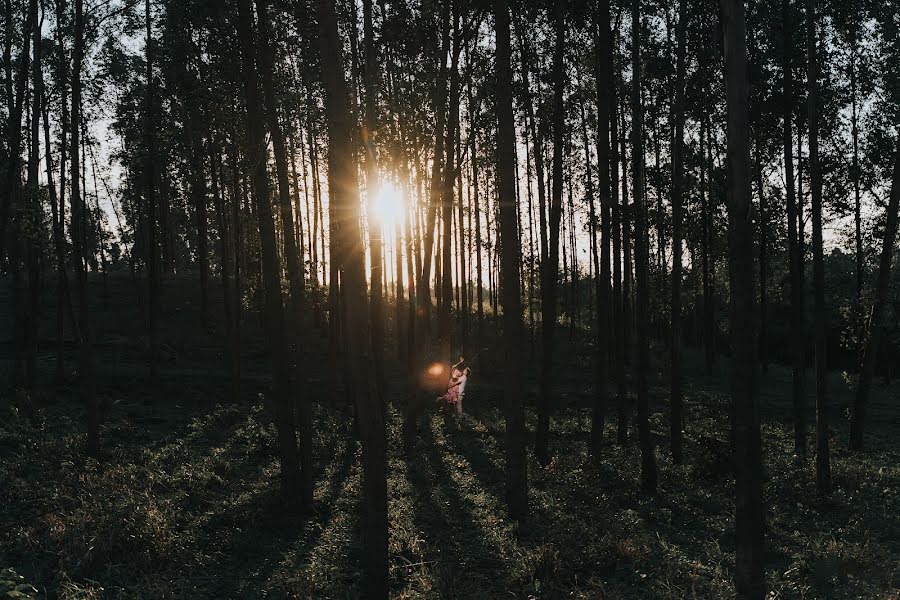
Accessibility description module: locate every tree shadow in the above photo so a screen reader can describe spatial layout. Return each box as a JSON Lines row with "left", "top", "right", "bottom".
{"left": 404, "top": 416, "right": 511, "bottom": 596}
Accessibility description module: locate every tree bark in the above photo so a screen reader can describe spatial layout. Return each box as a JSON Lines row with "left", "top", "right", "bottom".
{"left": 316, "top": 0, "right": 387, "bottom": 593}
{"left": 72, "top": 0, "right": 98, "bottom": 455}
{"left": 255, "top": 0, "right": 312, "bottom": 510}
{"left": 536, "top": 0, "right": 567, "bottom": 467}
{"left": 145, "top": 0, "right": 160, "bottom": 380}
{"left": 850, "top": 144, "right": 900, "bottom": 450}
{"left": 782, "top": 0, "right": 805, "bottom": 457}
{"left": 721, "top": 0, "right": 765, "bottom": 594}
{"left": 495, "top": 0, "right": 528, "bottom": 520}
{"left": 806, "top": 0, "right": 831, "bottom": 494}
{"left": 670, "top": 0, "right": 688, "bottom": 463}
{"left": 236, "top": 0, "right": 302, "bottom": 506}
{"left": 632, "top": 0, "right": 658, "bottom": 494}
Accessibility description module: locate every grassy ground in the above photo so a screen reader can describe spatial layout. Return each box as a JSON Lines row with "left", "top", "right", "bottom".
{"left": 1, "top": 273, "right": 899, "bottom": 598}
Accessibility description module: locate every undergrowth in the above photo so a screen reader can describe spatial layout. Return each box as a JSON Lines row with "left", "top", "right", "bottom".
{"left": 2, "top": 364, "right": 898, "bottom": 599}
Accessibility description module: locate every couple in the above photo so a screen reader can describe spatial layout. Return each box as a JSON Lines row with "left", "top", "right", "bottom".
{"left": 436, "top": 357, "right": 470, "bottom": 416}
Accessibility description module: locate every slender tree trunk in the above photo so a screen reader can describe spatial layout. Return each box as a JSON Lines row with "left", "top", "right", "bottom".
{"left": 850, "top": 34, "right": 864, "bottom": 364}
{"left": 439, "top": 13, "right": 461, "bottom": 361}
{"left": 256, "top": 0, "right": 312, "bottom": 510}
{"left": 632, "top": 0, "right": 658, "bottom": 493}
{"left": 611, "top": 30, "right": 627, "bottom": 447}
{"left": 590, "top": 0, "right": 612, "bottom": 456}
{"left": 535, "top": 0, "right": 567, "bottom": 467}
{"left": 210, "top": 142, "right": 237, "bottom": 403}
{"left": 53, "top": 0, "right": 71, "bottom": 383}
{"left": 236, "top": 0, "right": 302, "bottom": 506}
{"left": 42, "top": 74, "right": 79, "bottom": 384}
{"left": 317, "top": 0, "right": 387, "bottom": 593}
{"left": 419, "top": 3, "right": 451, "bottom": 333}
{"left": 850, "top": 145, "right": 900, "bottom": 450}
{"left": 495, "top": 0, "right": 527, "bottom": 519}
{"left": 72, "top": 0, "right": 98, "bottom": 455}
{"left": 670, "top": 0, "right": 688, "bottom": 463}
{"left": 755, "top": 139, "right": 768, "bottom": 371}
{"left": 22, "top": 0, "right": 41, "bottom": 390}
{"left": 361, "top": 0, "right": 385, "bottom": 393}
{"left": 145, "top": 0, "right": 160, "bottom": 380}
{"left": 806, "top": 0, "right": 831, "bottom": 494}
{"left": 470, "top": 87, "right": 484, "bottom": 342}
{"left": 4, "top": 0, "right": 35, "bottom": 387}
{"left": 782, "top": 0, "right": 805, "bottom": 457}
{"left": 722, "top": 0, "right": 765, "bottom": 595}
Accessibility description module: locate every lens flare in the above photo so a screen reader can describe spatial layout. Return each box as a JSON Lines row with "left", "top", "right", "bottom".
{"left": 373, "top": 181, "right": 404, "bottom": 227}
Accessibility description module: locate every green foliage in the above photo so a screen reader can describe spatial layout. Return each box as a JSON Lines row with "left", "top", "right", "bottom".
{"left": 0, "top": 569, "right": 38, "bottom": 599}
{"left": 2, "top": 347, "right": 897, "bottom": 598}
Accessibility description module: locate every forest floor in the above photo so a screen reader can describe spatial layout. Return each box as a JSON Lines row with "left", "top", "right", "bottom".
{"left": 1, "top": 273, "right": 899, "bottom": 599}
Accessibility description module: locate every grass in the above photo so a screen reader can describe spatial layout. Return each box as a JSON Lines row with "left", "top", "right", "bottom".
{"left": 1, "top": 273, "right": 898, "bottom": 598}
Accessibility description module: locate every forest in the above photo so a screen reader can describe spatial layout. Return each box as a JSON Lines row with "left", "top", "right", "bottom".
{"left": 1, "top": 0, "right": 899, "bottom": 596}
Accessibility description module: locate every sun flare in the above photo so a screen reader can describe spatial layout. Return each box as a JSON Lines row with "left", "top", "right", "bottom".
{"left": 373, "top": 181, "right": 405, "bottom": 228}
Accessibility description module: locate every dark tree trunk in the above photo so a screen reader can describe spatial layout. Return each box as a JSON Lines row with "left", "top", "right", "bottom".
{"left": 236, "top": 0, "right": 302, "bottom": 506}
{"left": 536, "top": 0, "right": 566, "bottom": 468}
{"left": 722, "top": 0, "right": 765, "bottom": 594}
{"left": 419, "top": 2, "right": 451, "bottom": 334}
{"left": 316, "top": 0, "right": 387, "bottom": 594}
{"left": 782, "top": 0, "right": 805, "bottom": 457}
{"left": 631, "top": 0, "right": 657, "bottom": 494}
{"left": 255, "top": 0, "right": 312, "bottom": 510}
{"left": 362, "top": 0, "right": 385, "bottom": 393}
{"left": 22, "top": 0, "right": 41, "bottom": 390}
{"left": 590, "top": 0, "right": 612, "bottom": 456}
{"left": 4, "top": 0, "right": 36, "bottom": 388}
{"left": 611, "top": 29, "right": 627, "bottom": 448}
{"left": 495, "top": 0, "right": 528, "bottom": 520}
{"left": 439, "top": 11, "right": 461, "bottom": 361}
{"left": 145, "top": 0, "right": 160, "bottom": 380}
{"left": 806, "top": 0, "right": 831, "bottom": 494}
{"left": 670, "top": 0, "right": 688, "bottom": 463}
{"left": 72, "top": 0, "right": 98, "bottom": 455}
{"left": 850, "top": 144, "right": 900, "bottom": 450}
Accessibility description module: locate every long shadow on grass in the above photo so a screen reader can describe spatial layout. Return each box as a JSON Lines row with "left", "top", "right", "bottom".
{"left": 196, "top": 434, "right": 358, "bottom": 597}
{"left": 405, "top": 416, "right": 510, "bottom": 596}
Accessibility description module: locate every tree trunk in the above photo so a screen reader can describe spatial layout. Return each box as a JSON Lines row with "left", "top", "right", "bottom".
{"left": 850, "top": 34, "right": 864, "bottom": 364}
{"left": 72, "top": 0, "right": 98, "bottom": 455}
{"left": 536, "top": 0, "right": 567, "bottom": 467}
{"left": 755, "top": 141, "right": 768, "bottom": 372}
{"left": 362, "top": 0, "right": 385, "bottom": 393}
{"left": 611, "top": 29, "right": 627, "bottom": 448}
{"left": 145, "top": 0, "right": 160, "bottom": 380}
{"left": 722, "top": 0, "right": 765, "bottom": 594}
{"left": 4, "top": 0, "right": 35, "bottom": 387}
{"left": 782, "top": 0, "right": 805, "bottom": 457}
{"left": 632, "top": 0, "right": 658, "bottom": 494}
{"left": 806, "top": 0, "right": 831, "bottom": 494}
{"left": 317, "top": 0, "right": 388, "bottom": 593}
{"left": 22, "top": 0, "right": 41, "bottom": 390}
{"left": 439, "top": 12, "right": 461, "bottom": 361}
{"left": 419, "top": 2, "right": 451, "bottom": 334}
{"left": 590, "top": 0, "right": 612, "bottom": 456}
{"left": 236, "top": 0, "right": 302, "bottom": 506}
{"left": 255, "top": 0, "right": 312, "bottom": 510}
{"left": 850, "top": 144, "right": 900, "bottom": 450}
{"left": 670, "top": 0, "right": 688, "bottom": 463}
{"left": 495, "top": 0, "right": 528, "bottom": 520}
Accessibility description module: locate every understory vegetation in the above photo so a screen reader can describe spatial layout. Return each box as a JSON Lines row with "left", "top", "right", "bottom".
{"left": 2, "top": 279, "right": 897, "bottom": 599}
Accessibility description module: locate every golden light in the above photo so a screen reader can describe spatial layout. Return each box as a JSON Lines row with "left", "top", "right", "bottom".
{"left": 373, "top": 180, "right": 404, "bottom": 228}
{"left": 419, "top": 361, "right": 448, "bottom": 393}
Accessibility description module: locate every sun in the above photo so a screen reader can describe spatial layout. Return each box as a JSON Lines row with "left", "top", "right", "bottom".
{"left": 373, "top": 180, "right": 404, "bottom": 228}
